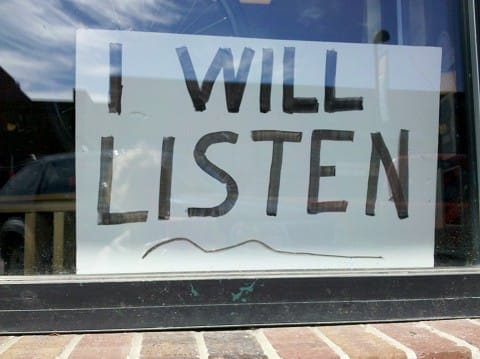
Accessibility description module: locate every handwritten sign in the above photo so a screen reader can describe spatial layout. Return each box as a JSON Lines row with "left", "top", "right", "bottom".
{"left": 75, "top": 30, "right": 441, "bottom": 274}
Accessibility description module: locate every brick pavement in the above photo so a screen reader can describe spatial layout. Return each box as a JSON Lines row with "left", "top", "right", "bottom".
{"left": 0, "top": 319, "right": 479, "bottom": 358}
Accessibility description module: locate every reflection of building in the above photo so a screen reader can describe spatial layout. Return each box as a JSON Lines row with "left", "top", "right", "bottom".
{"left": 0, "top": 67, "right": 74, "bottom": 187}
{"left": 0, "top": 67, "right": 31, "bottom": 186}
{"left": 0, "top": 67, "right": 31, "bottom": 109}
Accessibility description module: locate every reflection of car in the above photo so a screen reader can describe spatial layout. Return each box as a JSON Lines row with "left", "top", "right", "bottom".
{"left": 0, "top": 153, "right": 75, "bottom": 274}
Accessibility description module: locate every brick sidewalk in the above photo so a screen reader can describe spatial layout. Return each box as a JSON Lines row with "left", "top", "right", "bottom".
{"left": 0, "top": 319, "right": 479, "bottom": 358}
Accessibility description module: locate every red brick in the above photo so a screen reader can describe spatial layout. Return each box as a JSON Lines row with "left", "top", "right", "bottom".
{"left": 427, "top": 320, "right": 480, "bottom": 348}
{"left": 373, "top": 322, "right": 471, "bottom": 359}
{"left": 0, "top": 335, "right": 73, "bottom": 359}
{"left": 141, "top": 331, "right": 199, "bottom": 358}
{"left": 262, "top": 327, "right": 339, "bottom": 359}
{"left": 68, "top": 333, "right": 133, "bottom": 359}
{"left": 318, "top": 325, "right": 406, "bottom": 359}
{"left": 203, "top": 331, "right": 267, "bottom": 359}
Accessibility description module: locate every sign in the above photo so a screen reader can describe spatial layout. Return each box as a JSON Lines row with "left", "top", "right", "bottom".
{"left": 76, "top": 29, "right": 441, "bottom": 274}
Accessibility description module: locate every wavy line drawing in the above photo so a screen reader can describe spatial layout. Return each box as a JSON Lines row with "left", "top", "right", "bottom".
{"left": 141, "top": 237, "right": 383, "bottom": 260}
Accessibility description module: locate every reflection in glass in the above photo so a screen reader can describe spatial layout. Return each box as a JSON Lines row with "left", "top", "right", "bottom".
{"left": 0, "top": 0, "right": 477, "bottom": 274}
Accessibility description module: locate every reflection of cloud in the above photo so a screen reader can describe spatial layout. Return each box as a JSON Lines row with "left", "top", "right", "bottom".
{"left": 96, "top": 229, "right": 131, "bottom": 264}
{"left": 0, "top": 1, "right": 227, "bottom": 101}
{"left": 0, "top": 48, "right": 75, "bottom": 99}
{"left": 73, "top": 0, "right": 183, "bottom": 29}
{"left": 298, "top": 5, "right": 324, "bottom": 25}
{"left": 0, "top": 2, "right": 80, "bottom": 100}
{"left": 112, "top": 143, "right": 162, "bottom": 203}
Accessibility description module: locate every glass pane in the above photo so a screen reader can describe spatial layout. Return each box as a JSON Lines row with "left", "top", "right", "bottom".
{"left": 0, "top": 0, "right": 477, "bottom": 275}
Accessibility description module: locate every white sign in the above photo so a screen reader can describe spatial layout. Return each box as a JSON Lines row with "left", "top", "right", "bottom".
{"left": 76, "top": 29, "right": 441, "bottom": 274}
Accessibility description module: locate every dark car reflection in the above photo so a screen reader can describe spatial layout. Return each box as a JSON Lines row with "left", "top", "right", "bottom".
{"left": 0, "top": 153, "right": 75, "bottom": 274}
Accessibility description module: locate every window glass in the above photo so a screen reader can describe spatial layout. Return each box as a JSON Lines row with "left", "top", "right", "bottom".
{"left": 0, "top": 0, "right": 477, "bottom": 275}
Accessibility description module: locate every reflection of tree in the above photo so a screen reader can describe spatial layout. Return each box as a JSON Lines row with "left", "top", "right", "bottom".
{"left": 0, "top": 67, "right": 74, "bottom": 187}
{"left": 0, "top": 67, "right": 31, "bottom": 186}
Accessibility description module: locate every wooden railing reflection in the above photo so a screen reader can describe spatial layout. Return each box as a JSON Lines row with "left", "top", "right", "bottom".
{"left": 0, "top": 193, "right": 75, "bottom": 274}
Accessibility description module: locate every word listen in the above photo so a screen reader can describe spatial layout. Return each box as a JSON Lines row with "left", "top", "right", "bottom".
{"left": 98, "top": 45, "right": 408, "bottom": 225}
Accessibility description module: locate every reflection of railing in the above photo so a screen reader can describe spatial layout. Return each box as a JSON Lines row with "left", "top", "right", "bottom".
{"left": 0, "top": 193, "right": 75, "bottom": 274}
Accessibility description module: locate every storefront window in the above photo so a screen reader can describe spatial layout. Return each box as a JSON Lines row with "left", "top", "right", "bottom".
{"left": 0, "top": 0, "right": 477, "bottom": 276}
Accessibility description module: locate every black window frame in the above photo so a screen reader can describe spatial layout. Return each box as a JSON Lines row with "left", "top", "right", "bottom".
{"left": 1, "top": 0, "right": 480, "bottom": 334}
{"left": 1, "top": 269, "right": 480, "bottom": 333}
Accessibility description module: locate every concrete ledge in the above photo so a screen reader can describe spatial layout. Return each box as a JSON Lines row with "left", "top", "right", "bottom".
{"left": 0, "top": 319, "right": 479, "bottom": 358}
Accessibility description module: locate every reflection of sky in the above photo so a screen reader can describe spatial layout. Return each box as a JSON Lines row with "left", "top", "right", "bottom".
{"left": 0, "top": 0, "right": 235, "bottom": 100}
{"left": 0, "top": 0, "right": 463, "bottom": 101}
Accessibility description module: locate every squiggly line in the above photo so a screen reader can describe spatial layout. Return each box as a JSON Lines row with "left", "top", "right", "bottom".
{"left": 141, "top": 237, "right": 383, "bottom": 260}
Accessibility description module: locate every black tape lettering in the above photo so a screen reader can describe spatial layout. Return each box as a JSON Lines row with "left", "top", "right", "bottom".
{"left": 260, "top": 48, "right": 273, "bottom": 113}
{"left": 283, "top": 47, "right": 319, "bottom": 114}
{"left": 252, "top": 130, "right": 302, "bottom": 216}
{"left": 176, "top": 47, "right": 254, "bottom": 112}
{"left": 188, "top": 131, "right": 239, "bottom": 217}
{"left": 158, "top": 137, "right": 175, "bottom": 220}
{"left": 324, "top": 50, "right": 363, "bottom": 113}
{"left": 108, "top": 43, "right": 122, "bottom": 115}
{"left": 366, "top": 130, "right": 409, "bottom": 219}
{"left": 224, "top": 47, "right": 255, "bottom": 112}
{"left": 308, "top": 130, "right": 354, "bottom": 213}
{"left": 97, "top": 137, "right": 148, "bottom": 225}
{"left": 176, "top": 46, "right": 223, "bottom": 111}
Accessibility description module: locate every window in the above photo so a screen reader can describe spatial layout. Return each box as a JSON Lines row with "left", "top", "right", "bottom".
{"left": 0, "top": 0, "right": 479, "bottom": 333}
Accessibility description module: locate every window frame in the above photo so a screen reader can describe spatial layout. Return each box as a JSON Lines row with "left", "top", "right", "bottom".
{"left": 1, "top": 269, "right": 480, "bottom": 333}
{"left": 1, "top": 0, "right": 480, "bottom": 334}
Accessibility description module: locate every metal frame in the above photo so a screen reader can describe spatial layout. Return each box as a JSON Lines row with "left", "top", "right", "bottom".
{"left": 470, "top": 0, "right": 480, "bottom": 267}
{"left": 1, "top": 269, "right": 480, "bottom": 334}
{"left": 1, "top": 0, "right": 480, "bottom": 334}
